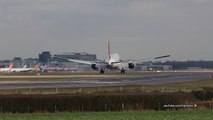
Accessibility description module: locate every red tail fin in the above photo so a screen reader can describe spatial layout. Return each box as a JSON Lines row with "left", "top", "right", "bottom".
{"left": 9, "top": 64, "right": 13, "bottom": 69}
{"left": 108, "top": 41, "right": 111, "bottom": 63}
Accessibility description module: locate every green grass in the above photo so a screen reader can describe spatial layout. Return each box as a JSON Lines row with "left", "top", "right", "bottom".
{"left": 0, "top": 110, "right": 212, "bottom": 120}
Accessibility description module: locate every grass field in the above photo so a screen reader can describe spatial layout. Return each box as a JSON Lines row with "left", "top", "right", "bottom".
{"left": 0, "top": 110, "right": 212, "bottom": 120}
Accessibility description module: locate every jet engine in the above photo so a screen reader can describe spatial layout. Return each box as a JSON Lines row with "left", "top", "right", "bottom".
{"left": 91, "top": 64, "right": 98, "bottom": 70}
{"left": 128, "top": 62, "right": 135, "bottom": 69}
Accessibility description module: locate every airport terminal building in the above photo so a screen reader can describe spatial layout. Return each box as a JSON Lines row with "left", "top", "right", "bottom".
{"left": 54, "top": 52, "right": 96, "bottom": 61}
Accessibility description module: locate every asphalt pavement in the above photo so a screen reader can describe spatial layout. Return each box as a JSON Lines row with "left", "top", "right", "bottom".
{"left": 0, "top": 72, "right": 212, "bottom": 89}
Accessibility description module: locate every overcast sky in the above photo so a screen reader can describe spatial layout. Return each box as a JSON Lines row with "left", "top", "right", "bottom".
{"left": 0, "top": 0, "right": 213, "bottom": 61}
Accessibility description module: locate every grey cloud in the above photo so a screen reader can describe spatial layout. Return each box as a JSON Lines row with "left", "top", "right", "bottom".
{"left": 0, "top": 0, "right": 212, "bottom": 60}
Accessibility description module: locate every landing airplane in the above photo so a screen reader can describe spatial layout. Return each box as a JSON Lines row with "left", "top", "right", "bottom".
{"left": 54, "top": 41, "right": 170, "bottom": 74}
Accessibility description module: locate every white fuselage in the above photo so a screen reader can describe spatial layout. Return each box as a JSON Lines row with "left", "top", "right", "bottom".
{"left": 0, "top": 68, "right": 12, "bottom": 72}
{"left": 10, "top": 68, "right": 31, "bottom": 72}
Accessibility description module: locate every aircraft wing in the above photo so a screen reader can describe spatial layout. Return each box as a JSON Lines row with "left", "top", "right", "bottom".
{"left": 133, "top": 55, "right": 171, "bottom": 64}
{"left": 109, "top": 55, "right": 170, "bottom": 70}
{"left": 54, "top": 56, "right": 106, "bottom": 66}
{"left": 67, "top": 59, "right": 96, "bottom": 65}
{"left": 111, "top": 55, "right": 170, "bottom": 65}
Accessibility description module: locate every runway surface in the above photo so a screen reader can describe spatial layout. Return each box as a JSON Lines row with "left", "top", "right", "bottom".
{"left": 0, "top": 72, "right": 212, "bottom": 89}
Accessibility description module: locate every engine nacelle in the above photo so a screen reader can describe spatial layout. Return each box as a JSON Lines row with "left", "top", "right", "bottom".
{"left": 91, "top": 64, "right": 98, "bottom": 70}
{"left": 128, "top": 63, "right": 135, "bottom": 69}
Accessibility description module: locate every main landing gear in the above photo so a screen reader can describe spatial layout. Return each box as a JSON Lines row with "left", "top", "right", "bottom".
{"left": 120, "top": 68, "right": 125, "bottom": 74}
{"left": 99, "top": 68, "right": 125, "bottom": 74}
{"left": 100, "top": 68, "right": 105, "bottom": 74}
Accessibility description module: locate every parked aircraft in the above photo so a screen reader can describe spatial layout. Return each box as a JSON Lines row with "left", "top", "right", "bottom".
{"left": 0, "top": 64, "right": 13, "bottom": 72}
{"left": 10, "top": 65, "right": 41, "bottom": 72}
{"left": 54, "top": 41, "right": 170, "bottom": 74}
{"left": 10, "top": 65, "right": 32, "bottom": 72}
{"left": 31, "top": 65, "right": 40, "bottom": 72}
{"left": 29, "top": 65, "right": 66, "bottom": 73}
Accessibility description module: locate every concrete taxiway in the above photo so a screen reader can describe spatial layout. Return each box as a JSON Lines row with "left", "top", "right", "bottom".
{"left": 0, "top": 72, "right": 212, "bottom": 89}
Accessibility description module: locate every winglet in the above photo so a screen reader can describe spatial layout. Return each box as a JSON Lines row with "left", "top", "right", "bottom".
{"left": 154, "top": 55, "right": 171, "bottom": 59}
